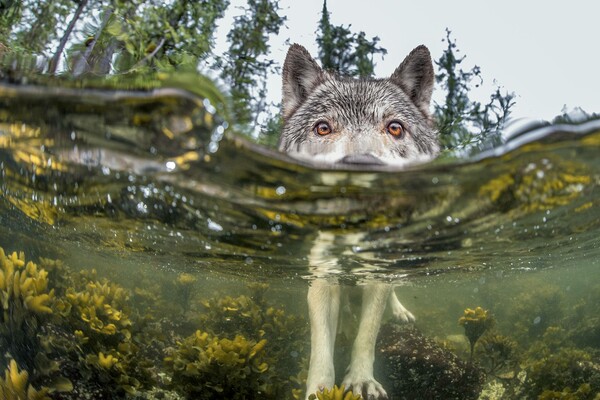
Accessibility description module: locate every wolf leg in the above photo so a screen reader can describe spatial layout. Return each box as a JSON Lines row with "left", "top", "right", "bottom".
{"left": 389, "top": 290, "right": 415, "bottom": 323}
{"left": 306, "top": 279, "right": 340, "bottom": 398}
{"left": 342, "top": 283, "right": 391, "bottom": 399}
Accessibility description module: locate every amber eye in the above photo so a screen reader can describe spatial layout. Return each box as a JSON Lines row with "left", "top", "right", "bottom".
{"left": 314, "top": 121, "right": 332, "bottom": 136}
{"left": 386, "top": 121, "right": 404, "bottom": 138}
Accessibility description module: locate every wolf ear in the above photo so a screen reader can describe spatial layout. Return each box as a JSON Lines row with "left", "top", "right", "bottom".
{"left": 282, "top": 44, "right": 323, "bottom": 120}
{"left": 390, "top": 45, "right": 434, "bottom": 111}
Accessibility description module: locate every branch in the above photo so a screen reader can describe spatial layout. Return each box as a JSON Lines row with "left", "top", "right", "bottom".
{"left": 72, "top": 7, "right": 113, "bottom": 77}
{"left": 129, "top": 37, "right": 166, "bottom": 71}
{"left": 47, "top": 0, "right": 89, "bottom": 74}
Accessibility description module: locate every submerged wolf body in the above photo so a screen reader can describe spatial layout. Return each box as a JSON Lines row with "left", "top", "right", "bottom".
{"left": 278, "top": 44, "right": 439, "bottom": 399}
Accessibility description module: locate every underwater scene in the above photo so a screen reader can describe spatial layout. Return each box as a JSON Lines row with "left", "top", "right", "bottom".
{"left": 0, "top": 81, "right": 599, "bottom": 400}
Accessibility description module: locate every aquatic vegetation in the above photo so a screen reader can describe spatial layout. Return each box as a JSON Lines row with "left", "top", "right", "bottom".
{"left": 64, "top": 279, "right": 132, "bottom": 336}
{"left": 479, "top": 155, "right": 591, "bottom": 213}
{"left": 0, "top": 359, "right": 50, "bottom": 400}
{"left": 54, "top": 274, "right": 155, "bottom": 396}
{"left": 459, "top": 306, "right": 493, "bottom": 360}
{"left": 0, "top": 248, "right": 54, "bottom": 370}
{"left": 165, "top": 329, "right": 272, "bottom": 399}
{"left": 476, "top": 332, "right": 519, "bottom": 378}
{"left": 538, "top": 383, "right": 594, "bottom": 400}
{"left": 506, "top": 286, "right": 565, "bottom": 344}
{"left": 376, "top": 323, "right": 485, "bottom": 399}
{"left": 0, "top": 246, "right": 158, "bottom": 398}
{"left": 196, "top": 285, "right": 309, "bottom": 397}
{"left": 307, "top": 385, "right": 362, "bottom": 400}
{"left": 566, "top": 285, "right": 600, "bottom": 350}
{"left": 520, "top": 347, "right": 600, "bottom": 399}
{"left": 175, "top": 272, "right": 197, "bottom": 312}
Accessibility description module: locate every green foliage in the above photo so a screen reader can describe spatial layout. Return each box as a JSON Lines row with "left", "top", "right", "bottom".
{"left": 316, "top": 0, "right": 386, "bottom": 77}
{"left": 434, "top": 29, "right": 516, "bottom": 153}
{"left": 0, "top": 0, "right": 519, "bottom": 148}
{"left": 218, "top": 0, "right": 286, "bottom": 129}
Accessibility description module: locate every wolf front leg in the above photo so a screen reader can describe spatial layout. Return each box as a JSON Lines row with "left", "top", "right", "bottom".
{"left": 389, "top": 289, "right": 415, "bottom": 323}
{"left": 305, "top": 280, "right": 340, "bottom": 398}
{"left": 342, "top": 283, "right": 391, "bottom": 399}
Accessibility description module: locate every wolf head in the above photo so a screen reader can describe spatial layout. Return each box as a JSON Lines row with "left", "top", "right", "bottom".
{"left": 278, "top": 44, "right": 439, "bottom": 167}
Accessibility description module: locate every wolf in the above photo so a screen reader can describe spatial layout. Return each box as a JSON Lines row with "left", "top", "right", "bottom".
{"left": 278, "top": 44, "right": 439, "bottom": 399}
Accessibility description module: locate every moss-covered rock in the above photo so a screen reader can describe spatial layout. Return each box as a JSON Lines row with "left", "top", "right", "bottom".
{"left": 376, "top": 323, "right": 484, "bottom": 400}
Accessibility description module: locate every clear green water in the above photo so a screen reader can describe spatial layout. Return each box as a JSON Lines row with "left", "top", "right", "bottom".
{"left": 0, "top": 83, "right": 599, "bottom": 399}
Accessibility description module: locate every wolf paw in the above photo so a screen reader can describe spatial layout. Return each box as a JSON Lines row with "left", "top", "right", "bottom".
{"left": 389, "top": 293, "right": 415, "bottom": 323}
{"left": 305, "top": 373, "right": 335, "bottom": 400}
{"left": 341, "top": 374, "right": 388, "bottom": 399}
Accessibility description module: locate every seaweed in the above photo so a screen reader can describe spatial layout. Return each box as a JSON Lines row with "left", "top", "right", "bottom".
{"left": 476, "top": 332, "right": 519, "bottom": 379}
{"left": 459, "top": 306, "right": 493, "bottom": 361}
{"left": 0, "top": 359, "right": 50, "bottom": 400}
{"left": 307, "top": 385, "right": 362, "bottom": 400}
{"left": 192, "top": 283, "right": 309, "bottom": 398}
{"left": 0, "top": 249, "right": 54, "bottom": 364}
{"left": 165, "top": 329, "right": 271, "bottom": 399}
{"left": 520, "top": 347, "right": 600, "bottom": 399}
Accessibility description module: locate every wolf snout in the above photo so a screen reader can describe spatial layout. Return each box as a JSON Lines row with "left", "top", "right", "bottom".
{"left": 338, "top": 154, "right": 385, "bottom": 166}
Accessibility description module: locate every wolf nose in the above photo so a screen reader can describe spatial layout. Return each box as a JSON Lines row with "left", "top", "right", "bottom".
{"left": 338, "top": 154, "right": 385, "bottom": 166}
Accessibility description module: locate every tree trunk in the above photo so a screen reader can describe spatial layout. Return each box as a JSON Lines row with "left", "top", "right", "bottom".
{"left": 47, "top": 0, "right": 89, "bottom": 74}
{"left": 72, "top": 7, "right": 113, "bottom": 77}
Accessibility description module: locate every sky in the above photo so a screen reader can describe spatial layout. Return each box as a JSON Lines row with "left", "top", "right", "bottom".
{"left": 215, "top": 0, "right": 600, "bottom": 122}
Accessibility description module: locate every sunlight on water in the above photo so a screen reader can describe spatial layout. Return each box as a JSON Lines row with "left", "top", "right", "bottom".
{"left": 0, "top": 83, "right": 599, "bottom": 399}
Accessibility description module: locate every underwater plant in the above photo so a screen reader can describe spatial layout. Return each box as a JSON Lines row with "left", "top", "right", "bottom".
{"left": 53, "top": 272, "right": 156, "bottom": 396}
{"left": 459, "top": 306, "right": 493, "bottom": 361}
{"left": 0, "top": 359, "right": 50, "bottom": 400}
{"left": 165, "top": 329, "right": 272, "bottom": 399}
{"left": 0, "top": 248, "right": 54, "bottom": 370}
{"left": 506, "top": 286, "right": 565, "bottom": 345}
{"left": 538, "top": 383, "right": 594, "bottom": 400}
{"left": 175, "top": 272, "right": 197, "bottom": 312}
{"left": 307, "top": 385, "right": 362, "bottom": 400}
{"left": 520, "top": 347, "right": 600, "bottom": 399}
{"left": 196, "top": 285, "right": 309, "bottom": 397}
{"left": 478, "top": 155, "right": 591, "bottom": 214}
{"left": 477, "top": 332, "right": 519, "bottom": 378}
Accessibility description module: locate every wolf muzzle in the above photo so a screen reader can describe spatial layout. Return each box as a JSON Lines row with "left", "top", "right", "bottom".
{"left": 338, "top": 153, "right": 385, "bottom": 166}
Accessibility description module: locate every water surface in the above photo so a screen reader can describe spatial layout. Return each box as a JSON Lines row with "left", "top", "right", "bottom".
{"left": 0, "top": 83, "right": 599, "bottom": 399}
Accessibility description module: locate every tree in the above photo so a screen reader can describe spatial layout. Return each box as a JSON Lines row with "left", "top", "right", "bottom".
{"left": 434, "top": 29, "right": 515, "bottom": 153}
{"left": 316, "top": 0, "right": 386, "bottom": 78}
{"left": 0, "top": 0, "right": 516, "bottom": 152}
{"left": 218, "top": 0, "right": 286, "bottom": 130}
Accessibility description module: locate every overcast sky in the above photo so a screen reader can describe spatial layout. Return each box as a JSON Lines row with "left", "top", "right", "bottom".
{"left": 216, "top": 0, "right": 600, "bottom": 121}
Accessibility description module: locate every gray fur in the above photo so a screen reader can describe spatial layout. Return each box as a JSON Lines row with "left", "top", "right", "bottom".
{"left": 279, "top": 44, "right": 439, "bottom": 168}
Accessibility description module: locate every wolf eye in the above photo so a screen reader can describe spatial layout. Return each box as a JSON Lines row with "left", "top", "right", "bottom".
{"left": 386, "top": 121, "right": 404, "bottom": 138}
{"left": 314, "top": 121, "right": 332, "bottom": 136}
